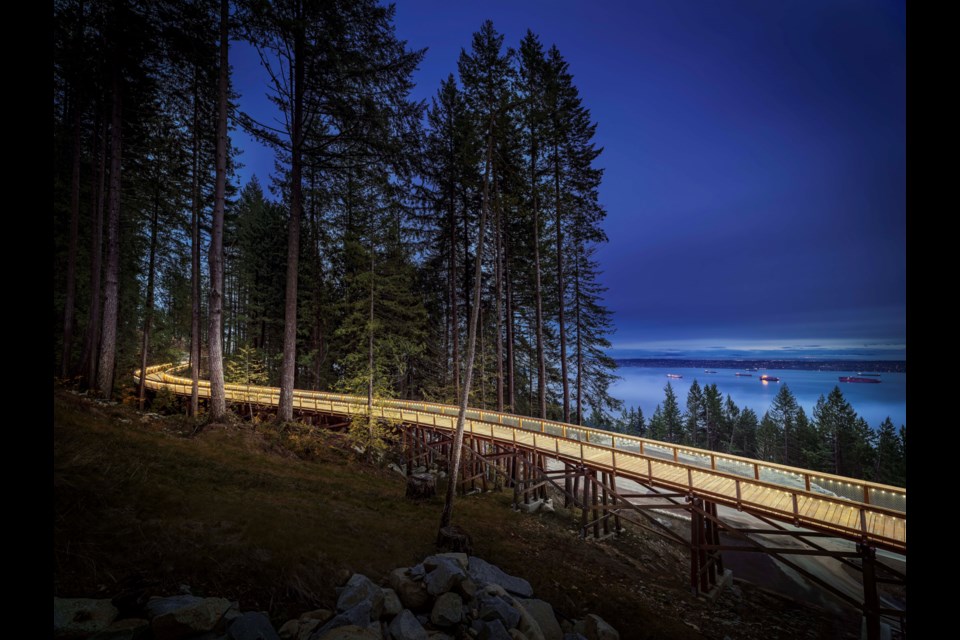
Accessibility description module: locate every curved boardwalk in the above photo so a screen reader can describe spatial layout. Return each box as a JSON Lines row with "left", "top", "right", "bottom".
{"left": 137, "top": 363, "right": 906, "bottom": 555}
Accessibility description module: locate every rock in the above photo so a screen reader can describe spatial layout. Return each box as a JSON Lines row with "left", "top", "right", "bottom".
{"left": 513, "top": 604, "right": 544, "bottom": 640}
{"left": 477, "top": 594, "right": 520, "bottom": 630}
{"left": 467, "top": 558, "right": 534, "bottom": 598}
{"left": 312, "top": 602, "right": 373, "bottom": 639}
{"left": 427, "top": 633, "right": 453, "bottom": 640}
{"left": 227, "top": 612, "right": 281, "bottom": 640}
{"left": 148, "top": 596, "right": 232, "bottom": 640}
{"left": 583, "top": 615, "right": 618, "bottom": 640}
{"left": 436, "top": 525, "right": 473, "bottom": 554}
{"left": 425, "top": 553, "right": 469, "bottom": 571}
{"left": 562, "top": 634, "right": 587, "bottom": 640}
{"left": 424, "top": 556, "right": 467, "bottom": 596}
{"left": 509, "top": 631, "right": 529, "bottom": 640}
{"left": 477, "top": 619, "right": 512, "bottom": 640}
{"left": 279, "top": 620, "right": 300, "bottom": 640}
{"left": 337, "top": 574, "right": 385, "bottom": 619}
{"left": 300, "top": 610, "right": 334, "bottom": 623}
{"left": 406, "top": 473, "right": 436, "bottom": 500}
{"left": 540, "top": 499, "right": 555, "bottom": 513}
{"left": 297, "top": 620, "right": 322, "bottom": 640}
{"left": 389, "top": 568, "right": 431, "bottom": 611}
{"left": 387, "top": 462, "right": 406, "bottom": 476}
{"left": 54, "top": 597, "right": 120, "bottom": 639}
{"left": 388, "top": 610, "right": 428, "bottom": 640}
{"left": 315, "top": 624, "right": 379, "bottom": 640}
{"left": 381, "top": 589, "right": 403, "bottom": 618}
{"left": 518, "top": 600, "right": 562, "bottom": 640}
{"left": 456, "top": 578, "right": 478, "bottom": 602}
{"left": 430, "top": 593, "right": 463, "bottom": 627}
{"left": 89, "top": 617, "right": 150, "bottom": 640}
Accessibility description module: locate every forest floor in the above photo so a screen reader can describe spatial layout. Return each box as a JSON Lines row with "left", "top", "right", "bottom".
{"left": 53, "top": 387, "right": 864, "bottom": 640}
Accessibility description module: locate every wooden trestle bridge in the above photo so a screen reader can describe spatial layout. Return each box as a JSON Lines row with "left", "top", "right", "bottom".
{"left": 136, "top": 363, "right": 906, "bottom": 637}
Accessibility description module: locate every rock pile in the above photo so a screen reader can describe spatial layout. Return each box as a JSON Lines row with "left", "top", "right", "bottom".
{"left": 54, "top": 555, "right": 619, "bottom": 640}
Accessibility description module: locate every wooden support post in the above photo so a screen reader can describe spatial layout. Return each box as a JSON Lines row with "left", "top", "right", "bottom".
{"left": 860, "top": 543, "right": 881, "bottom": 640}
{"left": 698, "top": 500, "right": 708, "bottom": 593}
{"left": 592, "top": 471, "right": 600, "bottom": 539}
{"left": 579, "top": 470, "right": 589, "bottom": 538}
{"left": 601, "top": 472, "right": 610, "bottom": 536}
{"left": 572, "top": 468, "right": 580, "bottom": 511}
{"left": 523, "top": 452, "right": 531, "bottom": 505}
{"left": 610, "top": 472, "right": 622, "bottom": 534}
{"left": 690, "top": 498, "right": 700, "bottom": 594}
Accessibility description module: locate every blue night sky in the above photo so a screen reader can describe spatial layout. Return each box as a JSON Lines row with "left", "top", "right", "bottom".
{"left": 231, "top": 0, "right": 906, "bottom": 361}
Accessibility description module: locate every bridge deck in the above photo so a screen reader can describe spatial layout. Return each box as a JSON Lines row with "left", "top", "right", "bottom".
{"left": 136, "top": 364, "right": 906, "bottom": 553}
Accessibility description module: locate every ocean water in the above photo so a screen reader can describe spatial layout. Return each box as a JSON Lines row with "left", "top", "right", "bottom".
{"left": 609, "top": 366, "right": 906, "bottom": 430}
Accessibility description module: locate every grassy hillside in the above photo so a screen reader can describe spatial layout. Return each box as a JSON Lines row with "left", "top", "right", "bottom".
{"left": 53, "top": 389, "right": 859, "bottom": 639}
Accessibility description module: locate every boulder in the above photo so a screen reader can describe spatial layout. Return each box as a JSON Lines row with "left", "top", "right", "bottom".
{"left": 456, "top": 578, "right": 478, "bottom": 602}
{"left": 89, "top": 617, "right": 150, "bottom": 640}
{"left": 300, "top": 610, "right": 334, "bottom": 623}
{"left": 425, "top": 553, "right": 468, "bottom": 571}
{"left": 406, "top": 474, "right": 436, "bottom": 500}
{"left": 477, "top": 595, "right": 520, "bottom": 630}
{"left": 312, "top": 602, "right": 373, "bottom": 639}
{"left": 430, "top": 593, "right": 463, "bottom": 628}
{"left": 381, "top": 589, "right": 403, "bottom": 618}
{"left": 279, "top": 620, "right": 300, "bottom": 640}
{"left": 424, "top": 556, "right": 467, "bottom": 596}
{"left": 315, "top": 624, "right": 379, "bottom": 640}
{"left": 296, "top": 620, "right": 322, "bottom": 640}
{"left": 389, "top": 568, "right": 431, "bottom": 611}
{"left": 509, "top": 631, "right": 529, "bottom": 640}
{"left": 583, "top": 615, "right": 618, "bottom": 640}
{"left": 476, "top": 619, "right": 511, "bottom": 640}
{"left": 387, "top": 610, "right": 428, "bottom": 640}
{"left": 147, "top": 596, "right": 232, "bottom": 640}
{"left": 227, "top": 612, "right": 281, "bottom": 640}
{"left": 337, "top": 574, "right": 385, "bottom": 619}
{"left": 467, "top": 559, "right": 533, "bottom": 598}
{"left": 517, "top": 600, "right": 562, "bottom": 640}
{"left": 54, "top": 597, "right": 119, "bottom": 639}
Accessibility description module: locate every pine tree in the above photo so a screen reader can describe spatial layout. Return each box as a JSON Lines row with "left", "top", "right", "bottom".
{"left": 768, "top": 384, "right": 801, "bottom": 466}
{"left": 756, "top": 411, "right": 780, "bottom": 463}
{"left": 684, "top": 380, "right": 704, "bottom": 446}
{"left": 661, "top": 382, "right": 683, "bottom": 444}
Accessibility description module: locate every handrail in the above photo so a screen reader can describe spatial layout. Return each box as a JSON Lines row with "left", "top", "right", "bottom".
{"left": 135, "top": 363, "right": 907, "bottom": 553}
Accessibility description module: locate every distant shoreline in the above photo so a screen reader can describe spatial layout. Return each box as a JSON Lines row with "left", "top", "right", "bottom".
{"left": 614, "top": 358, "right": 906, "bottom": 373}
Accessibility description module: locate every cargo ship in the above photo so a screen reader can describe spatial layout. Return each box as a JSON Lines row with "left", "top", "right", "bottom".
{"left": 856, "top": 372, "right": 882, "bottom": 377}
{"left": 735, "top": 372, "right": 753, "bottom": 377}
{"left": 840, "top": 376, "right": 881, "bottom": 384}
{"left": 759, "top": 374, "right": 781, "bottom": 382}
{"left": 704, "top": 369, "right": 717, "bottom": 373}
{"left": 666, "top": 373, "right": 683, "bottom": 379}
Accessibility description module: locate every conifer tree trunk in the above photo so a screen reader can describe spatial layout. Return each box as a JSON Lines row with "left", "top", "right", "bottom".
{"left": 190, "top": 70, "right": 201, "bottom": 416}
{"left": 137, "top": 189, "right": 160, "bottom": 409}
{"left": 494, "top": 171, "right": 504, "bottom": 412}
{"left": 81, "top": 113, "right": 106, "bottom": 389}
{"left": 449, "top": 190, "right": 460, "bottom": 398}
{"left": 96, "top": 67, "right": 122, "bottom": 399}
{"left": 575, "top": 252, "right": 583, "bottom": 424}
{"left": 207, "top": 0, "right": 229, "bottom": 420}
{"left": 505, "top": 228, "right": 515, "bottom": 413}
{"left": 555, "top": 142, "right": 569, "bottom": 422}
{"left": 61, "top": 97, "right": 82, "bottom": 379}
{"left": 532, "top": 137, "right": 547, "bottom": 418}
{"left": 277, "top": 13, "right": 304, "bottom": 423}
{"left": 439, "top": 120, "right": 493, "bottom": 536}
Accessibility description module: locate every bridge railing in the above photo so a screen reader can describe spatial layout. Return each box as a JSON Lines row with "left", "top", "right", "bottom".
{"left": 137, "top": 363, "right": 906, "bottom": 551}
